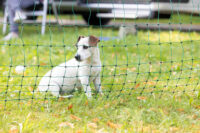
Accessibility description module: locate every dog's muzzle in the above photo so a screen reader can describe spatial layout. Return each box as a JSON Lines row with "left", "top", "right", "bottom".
{"left": 75, "top": 55, "right": 81, "bottom": 61}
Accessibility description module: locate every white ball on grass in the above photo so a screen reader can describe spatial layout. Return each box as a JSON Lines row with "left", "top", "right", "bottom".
{"left": 15, "top": 65, "right": 26, "bottom": 74}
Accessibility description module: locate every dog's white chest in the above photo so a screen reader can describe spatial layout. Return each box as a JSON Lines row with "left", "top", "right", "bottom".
{"left": 78, "top": 64, "right": 101, "bottom": 80}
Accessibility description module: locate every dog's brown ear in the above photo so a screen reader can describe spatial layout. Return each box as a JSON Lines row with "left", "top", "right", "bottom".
{"left": 77, "top": 36, "right": 85, "bottom": 43}
{"left": 89, "top": 35, "right": 100, "bottom": 47}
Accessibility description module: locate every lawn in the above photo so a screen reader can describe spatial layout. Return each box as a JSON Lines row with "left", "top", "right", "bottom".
{"left": 0, "top": 13, "right": 200, "bottom": 132}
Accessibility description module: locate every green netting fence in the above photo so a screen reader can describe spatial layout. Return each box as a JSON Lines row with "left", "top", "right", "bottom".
{"left": 1, "top": 0, "right": 200, "bottom": 108}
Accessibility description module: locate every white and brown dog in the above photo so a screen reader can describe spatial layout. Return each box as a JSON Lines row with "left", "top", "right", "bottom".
{"left": 38, "top": 36, "right": 102, "bottom": 98}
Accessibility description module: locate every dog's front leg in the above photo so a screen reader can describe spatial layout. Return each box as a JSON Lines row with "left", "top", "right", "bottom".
{"left": 80, "top": 78, "right": 92, "bottom": 98}
{"left": 93, "top": 75, "right": 103, "bottom": 95}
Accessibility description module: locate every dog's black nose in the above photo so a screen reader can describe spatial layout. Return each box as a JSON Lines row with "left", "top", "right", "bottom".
{"left": 75, "top": 55, "right": 81, "bottom": 61}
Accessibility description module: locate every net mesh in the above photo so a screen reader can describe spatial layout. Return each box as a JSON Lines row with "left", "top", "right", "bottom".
{"left": 1, "top": 0, "right": 200, "bottom": 108}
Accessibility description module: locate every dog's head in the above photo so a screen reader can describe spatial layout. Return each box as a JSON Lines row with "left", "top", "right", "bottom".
{"left": 75, "top": 35, "right": 100, "bottom": 62}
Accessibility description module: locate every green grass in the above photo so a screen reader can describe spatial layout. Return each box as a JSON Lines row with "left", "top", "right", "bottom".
{"left": 0, "top": 14, "right": 200, "bottom": 132}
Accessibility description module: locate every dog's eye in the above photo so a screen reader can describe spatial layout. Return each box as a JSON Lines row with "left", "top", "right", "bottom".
{"left": 83, "top": 45, "right": 89, "bottom": 49}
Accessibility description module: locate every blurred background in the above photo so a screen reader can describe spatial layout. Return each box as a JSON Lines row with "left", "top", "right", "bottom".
{"left": 0, "top": 0, "right": 199, "bottom": 26}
